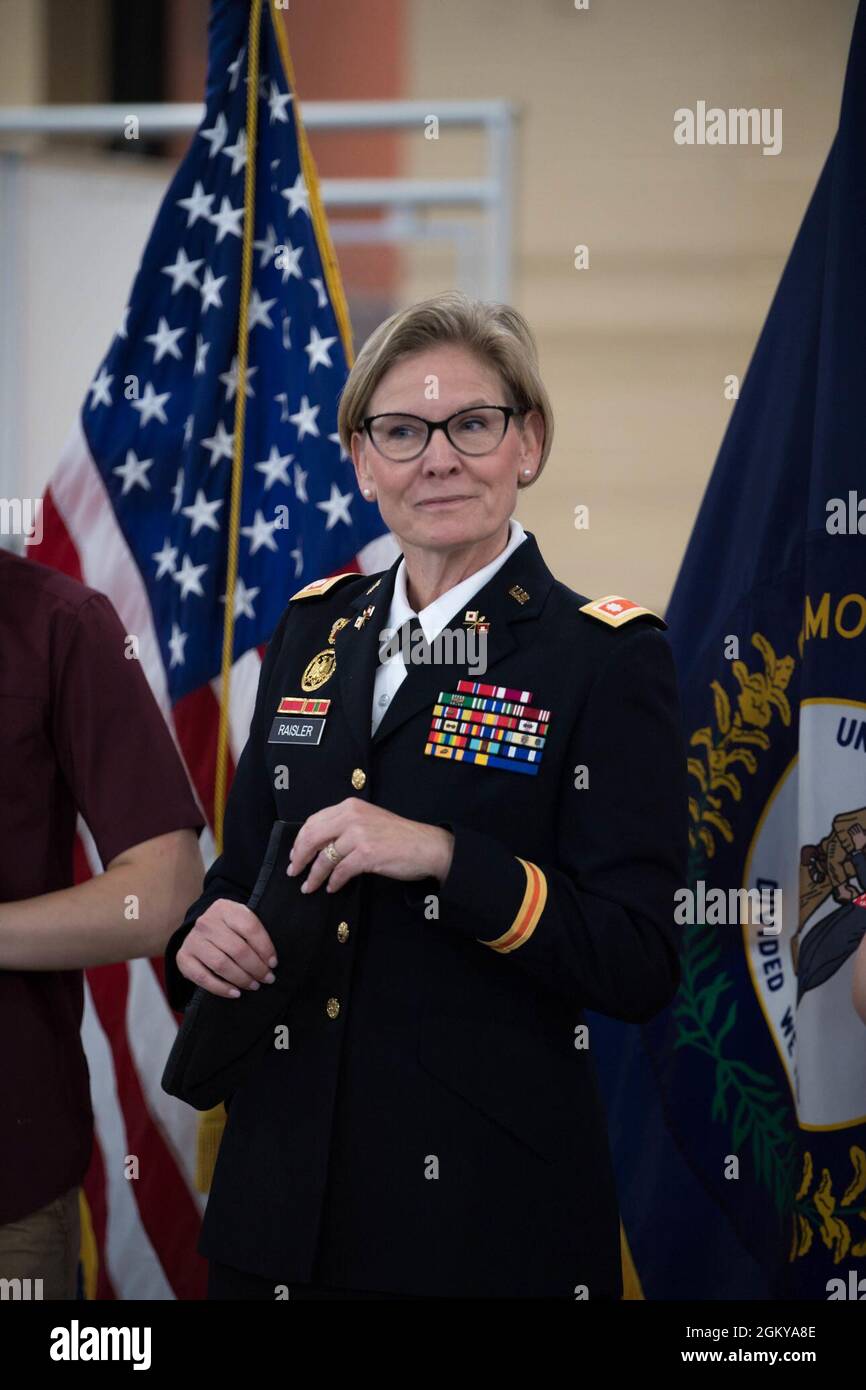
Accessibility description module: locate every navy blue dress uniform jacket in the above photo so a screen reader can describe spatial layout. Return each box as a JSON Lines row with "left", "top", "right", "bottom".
{"left": 164, "top": 530, "right": 688, "bottom": 1298}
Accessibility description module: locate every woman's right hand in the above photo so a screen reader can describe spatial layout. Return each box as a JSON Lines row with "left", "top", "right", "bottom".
{"left": 175, "top": 898, "right": 278, "bottom": 998}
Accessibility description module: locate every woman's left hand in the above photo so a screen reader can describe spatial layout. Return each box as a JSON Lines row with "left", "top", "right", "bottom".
{"left": 286, "top": 799, "right": 455, "bottom": 895}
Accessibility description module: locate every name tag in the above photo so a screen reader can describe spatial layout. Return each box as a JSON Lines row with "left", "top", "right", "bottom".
{"left": 268, "top": 716, "right": 326, "bottom": 746}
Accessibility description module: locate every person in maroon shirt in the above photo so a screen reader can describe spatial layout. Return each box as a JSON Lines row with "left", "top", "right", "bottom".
{"left": 0, "top": 547, "right": 205, "bottom": 1299}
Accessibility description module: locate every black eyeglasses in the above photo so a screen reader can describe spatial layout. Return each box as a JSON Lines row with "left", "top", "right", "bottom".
{"left": 362, "top": 405, "right": 525, "bottom": 462}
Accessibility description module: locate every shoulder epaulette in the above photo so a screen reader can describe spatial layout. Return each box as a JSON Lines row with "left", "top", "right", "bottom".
{"left": 289, "top": 572, "right": 360, "bottom": 601}
{"left": 579, "top": 595, "right": 667, "bottom": 630}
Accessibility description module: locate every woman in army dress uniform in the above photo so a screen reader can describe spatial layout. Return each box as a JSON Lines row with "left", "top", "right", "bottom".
{"left": 166, "top": 290, "right": 688, "bottom": 1300}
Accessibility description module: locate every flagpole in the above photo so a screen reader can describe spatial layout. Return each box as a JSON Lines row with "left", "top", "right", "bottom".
{"left": 213, "top": 0, "right": 263, "bottom": 853}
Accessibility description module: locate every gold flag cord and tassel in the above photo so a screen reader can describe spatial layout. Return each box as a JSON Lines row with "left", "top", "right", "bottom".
{"left": 197, "top": 0, "right": 356, "bottom": 1194}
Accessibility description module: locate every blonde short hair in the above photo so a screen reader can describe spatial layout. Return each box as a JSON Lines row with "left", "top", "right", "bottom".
{"left": 337, "top": 290, "right": 554, "bottom": 481}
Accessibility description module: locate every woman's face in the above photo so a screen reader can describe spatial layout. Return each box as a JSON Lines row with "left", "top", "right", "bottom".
{"left": 350, "top": 343, "right": 544, "bottom": 555}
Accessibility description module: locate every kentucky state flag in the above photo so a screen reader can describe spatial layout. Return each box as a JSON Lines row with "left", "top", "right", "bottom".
{"left": 593, "top": 3, "right": 866, "bottom": 1300}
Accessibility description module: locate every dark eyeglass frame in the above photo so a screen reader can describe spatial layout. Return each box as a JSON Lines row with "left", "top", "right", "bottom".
{"left": 361, "top": 405, "right": 526, "bottom": 461}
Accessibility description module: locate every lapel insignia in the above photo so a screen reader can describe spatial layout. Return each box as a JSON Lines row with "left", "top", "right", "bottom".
{"left": 463, "top": 609, "right": 491, "bottom": 633}
{"left": 354, "top": 605, "right": 375, "bottom": 631}
{"left": 329, "top": 616, "right": 350, "bottom": 644}
{"left": 508, "top": 584, "right": 530, "bottom": 605}
{"left": 365, "top": 578, "right": 382, "bottom": 595}
{"left": 579, "top": 594, "right": 667, "bottom": 628}
{"left": 423, "top": 680, "right": 549, "bottom": 777}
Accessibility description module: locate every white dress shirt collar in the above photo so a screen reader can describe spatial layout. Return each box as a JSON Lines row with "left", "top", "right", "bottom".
{"left": 388, "top": 518, "right": 528, "bottom": 641}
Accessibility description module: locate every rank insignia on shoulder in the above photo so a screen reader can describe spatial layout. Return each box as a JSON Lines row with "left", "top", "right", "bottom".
{"left": 579, "top": 595, "right": 667, "bottom": 629}
{"left": 290, "top": 572, "right": 358, "bottom": 601}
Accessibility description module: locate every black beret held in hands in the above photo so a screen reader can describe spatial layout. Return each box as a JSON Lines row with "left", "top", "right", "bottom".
{"left": 161, "top": 820, "right": 325, "bottom": 1111}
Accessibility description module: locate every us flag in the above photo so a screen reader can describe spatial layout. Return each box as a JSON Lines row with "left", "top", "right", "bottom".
{"left": 31, "top": 0, "right": 393, "bottom": 1299}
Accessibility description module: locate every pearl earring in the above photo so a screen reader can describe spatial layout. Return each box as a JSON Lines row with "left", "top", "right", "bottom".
{"left": 363, "top": 487, "right": 373, "bottom": 497}
{"left": 522, "top": 468, "right": 532, "bottom": 478}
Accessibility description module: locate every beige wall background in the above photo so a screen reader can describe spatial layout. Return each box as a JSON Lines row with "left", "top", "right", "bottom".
{"left": 403, "top": 0, "right": 858, "bottom": 611}
{"left": 0, "top": 0, "right": 858, "bottom": 612}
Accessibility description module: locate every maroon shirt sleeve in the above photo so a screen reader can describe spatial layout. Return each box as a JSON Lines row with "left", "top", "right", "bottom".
{"left": 50, "top": 591, "right": 204, "bottom": 866}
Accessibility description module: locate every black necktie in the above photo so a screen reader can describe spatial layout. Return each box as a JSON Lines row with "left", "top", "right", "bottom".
{"left": 379, "top": 614, "right": 429, "bottom": 667}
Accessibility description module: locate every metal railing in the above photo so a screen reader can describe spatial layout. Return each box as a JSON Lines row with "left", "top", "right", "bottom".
{"left": 0, "top": 99, "right": 516, "bottom": 501}
{"left": 0, "top": 99, "right": 515, "bottom": 294}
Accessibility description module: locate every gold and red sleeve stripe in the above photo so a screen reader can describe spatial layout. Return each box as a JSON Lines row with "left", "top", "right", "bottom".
{"left": 481, "top": 858, "right": 548, "bottom": 953}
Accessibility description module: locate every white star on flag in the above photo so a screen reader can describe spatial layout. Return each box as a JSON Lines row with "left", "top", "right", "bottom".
{"left": 253, "top": 224, "right": 278, "bottom": 267}
{"left": 200, "top": 111, "right": 228, "bottom": 157}
{"left": 145, "top": 317, "right": 186, "bottom": 364}
{"left": 173, "top": 554, "right": 208, "bottom": 600}
{"left": 220, "top": 357, "right": 257, "bottom": 401}
{"left": 177, "top": 180, "right": 214, "bottom": 227}
{"left": 289, "top": 394, "right": 320, "bottom": 439}
{"left": 254, "top": 445, "right": 293, "bottom": 490}
{"left": 220, "top": 575, "right": 260, "bottom": 620}
{"left": 194, "top": 334, "right": 210, "bottom": 375}
{"left": 268, "top": 82, "right": 292, "bottom": 124}
{"left": 88, "top": 367, "right": 113, "bottom": 409}
{"left": 132, "top": 383, "right": 170, "bottom": 427}
{"left": 241, "top": 508, "right": 280, "bottom": 554}
{"left": 222, "top": 129, "right": 248, "bottom": 176}
{"left": 171, "top": 467, "right": 184, "bottom": 513}
{"left": 168, "top": 622, "right": 189, "bottom": 668}
{"left": 200, "top": 267, "right": 227, "bottom": 314}
{"left": 113, "top": 450, "right": 154, "bottom": 495}
{"left": 305, "top": 325, "right": 337, "bottom": 371}
{"left": 182, "top": 488, "right": 224, "bottom": 535}
{"left": 294, "top": 462, "right": 309, "bottom": 502}
{"left": 227, "top": 47, "right": 245, "bottom": 91}
{"left": 281, "top": 172, "right": 310, "bottom": 217}
{"left": 152, "top": 537, "right": 179, "bottom": 579}
{"left": 248, "top": 288, "right": 277, "bottom": 330}
{"left": 161, "top": 248, "right": 203, "bottom": 294}
{"left": 316, "top": 482, "right": 353, "bottom": 530}
{"left": 309, "top": 277, "right": 328, "bottom": 309}
{"left": 210, "top": 196, "right": 244, "bottom": 243}
{"left": 275, "top": 240, "right": 303, "bottom": 283}
{"left": 201, "top": 421, "right": 235, "bottom": 466}
{"left": 183, "top": 413, "right": 195, "bottom": 445}
{"left": 290, "top": 545, "right": 303, "bottom": 577}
